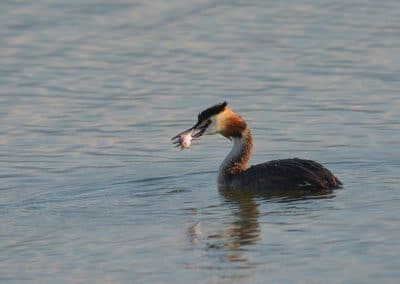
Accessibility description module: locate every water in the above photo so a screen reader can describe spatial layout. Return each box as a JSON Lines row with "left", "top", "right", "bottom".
{"left": 1, "top": 0, "right": 400, "bottom": 282}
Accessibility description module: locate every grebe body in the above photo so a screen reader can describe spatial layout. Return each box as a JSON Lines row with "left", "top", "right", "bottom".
{"left": 172, "top": 102, "right": 342, "bottom": 191}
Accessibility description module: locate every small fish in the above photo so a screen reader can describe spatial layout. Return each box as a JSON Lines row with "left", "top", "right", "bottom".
{"left": 180, "top": 131, "right": 193, "bottom": 149}
{"left": 172, "top": 128, "right": 193, "bottom": 150}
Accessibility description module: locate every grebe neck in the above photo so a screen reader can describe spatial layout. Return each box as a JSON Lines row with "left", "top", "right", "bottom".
{"left": 218, "top": 129, "right": 253, "bottom": 184}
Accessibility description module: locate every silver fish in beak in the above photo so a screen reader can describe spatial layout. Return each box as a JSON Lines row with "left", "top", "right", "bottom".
{"left": 172, "top": 128, "right": 193, "bottom": 150}
{"left": 172, "top": 120, "right": 211, "bottom": 150}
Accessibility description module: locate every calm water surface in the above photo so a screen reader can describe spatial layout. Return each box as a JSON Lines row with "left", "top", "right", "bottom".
{"left": 1, "top": 0, "right": 400, "bottom": 283}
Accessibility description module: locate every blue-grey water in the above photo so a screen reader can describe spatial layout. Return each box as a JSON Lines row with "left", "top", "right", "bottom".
{"left": 1, "top": 1, "right": 400, "bottom": 283}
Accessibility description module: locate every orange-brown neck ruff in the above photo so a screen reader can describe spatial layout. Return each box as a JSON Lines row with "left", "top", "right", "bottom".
{"left": 219, "top": 108, "right": 247, "bottom": 138}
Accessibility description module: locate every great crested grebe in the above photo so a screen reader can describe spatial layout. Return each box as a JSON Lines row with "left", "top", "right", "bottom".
{"left": 172, "top": 102, "right": 342, "bottom": 191}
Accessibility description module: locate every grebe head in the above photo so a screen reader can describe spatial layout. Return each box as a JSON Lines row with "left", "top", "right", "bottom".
{"left": 172, "top": 102, "right": 248, "bottom": 146}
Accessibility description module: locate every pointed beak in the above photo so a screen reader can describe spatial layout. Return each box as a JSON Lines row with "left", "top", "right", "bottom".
{"left": 171, "top": 127, "right": 193, "bottom": 142}
{"left": 192, "top": 119, "right": 212, "bottom": 138}
{"left": 191, "top": 125, "right": 207, "bottom": 138}
{"left": 171, "top": 122, "right": 207, "bottom": 141}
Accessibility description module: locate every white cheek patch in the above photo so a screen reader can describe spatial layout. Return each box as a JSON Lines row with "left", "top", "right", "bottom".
{"left": 204, "top": 116, "right": 218, "bottom": 135}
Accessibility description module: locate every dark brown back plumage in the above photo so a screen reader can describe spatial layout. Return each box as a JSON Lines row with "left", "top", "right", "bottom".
{"left": 233, "top": 158, "right": 342, "bottom": 191}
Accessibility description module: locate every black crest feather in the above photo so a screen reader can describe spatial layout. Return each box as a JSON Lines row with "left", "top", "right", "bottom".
{"left": 197, "top": 101, "right": 228, "bottom": 123}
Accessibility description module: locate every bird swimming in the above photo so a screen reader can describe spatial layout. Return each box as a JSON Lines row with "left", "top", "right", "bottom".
{"left": 172, "top": 102, "right": 342, "bottom": 191}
